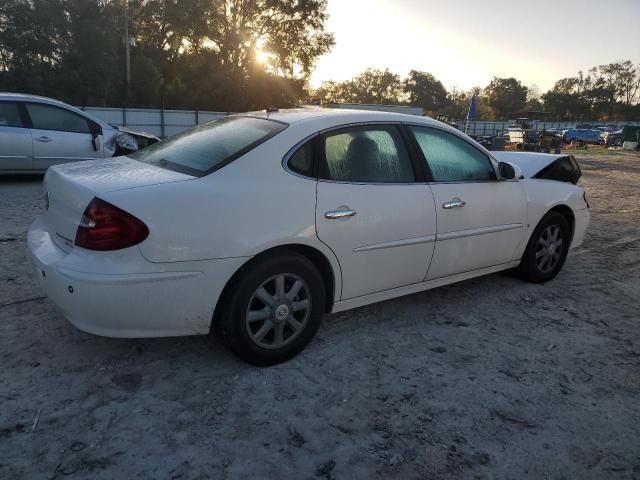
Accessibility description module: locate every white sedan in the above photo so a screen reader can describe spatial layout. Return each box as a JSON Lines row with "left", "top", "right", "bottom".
{"left": 27, "top": 109, "right": 590, "bottom": 365}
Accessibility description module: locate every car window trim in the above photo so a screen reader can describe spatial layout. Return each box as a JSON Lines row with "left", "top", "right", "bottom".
{"left": 317, "top": 123, "right": 420, "bottom": 184}
{"left": 22, "top": 101, "right": 95, "bottom": 135}
{"left": 405, "top": 123, "right": 499, "bottom": 183}
{"left": 400, "top": 123, "right": 432, "bottom": 182}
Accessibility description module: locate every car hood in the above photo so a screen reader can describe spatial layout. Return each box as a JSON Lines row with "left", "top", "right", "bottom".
{"left": 492, "top": 151, "right": 581, "bottom": 185}
{"left": 110, "top": 124, "right": 160, "bottom": 141}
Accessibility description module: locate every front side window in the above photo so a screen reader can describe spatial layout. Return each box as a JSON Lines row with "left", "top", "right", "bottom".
{"left": 0, "top": 102, "right": 23, "bottom": 128}
{"left": 409, "top": 126, "right": 496, "bottom": 182}
{"left": 320, "top": 126, "right": 414, "bottom": 183}
{"left": 25, "top": 103, "right": 91, "bottom": 134}
{"left": 131, "top": 116, "right": 286, "bottom": 176}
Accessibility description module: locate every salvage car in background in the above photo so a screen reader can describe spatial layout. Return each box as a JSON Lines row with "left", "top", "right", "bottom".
{"left": 27, "top": 109, "right": 590, "bottom": 365}
{"left": 562, "top": 128, "right": 602, "bottom": 145}
{"left": 602, "top": 128, "right": 624, "bottom": 147}
{"left": 0, "top": 93, "right": 158, "bottom": 174}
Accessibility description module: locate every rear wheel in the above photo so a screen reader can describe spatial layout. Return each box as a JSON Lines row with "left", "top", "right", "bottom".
{"left": 218, "top": 253, "right": 326, "bottom": 366}
{"left": 519, "top": 212, "right": 571, "bottom": 283}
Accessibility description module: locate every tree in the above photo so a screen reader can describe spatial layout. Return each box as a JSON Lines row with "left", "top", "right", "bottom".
{"left": 542, "top": 74, "right": 590, "bottom": 120}
{"left": 0, "top": 0, "right": 70, "bottom": 94}
{"left": 542, "top": 62, "right": 640, "bottom": 120}
{"left": 525, "top": 84, "right": 543, "bottom": 112}
{"left": 202, "top": 0, "right": 334, "bottom": 79}
{"left": 404, "top": 70, "right": 447, "bottom": 113}
{"left": 483, "top": 77, "right": 528, "bottom": 118}
{"left": 313, "top": 68, "right": 404, "bottom": 105}
{"left": 349, "top": 69, "right": 404, "bottom": 104}
{"left": 0, "top": 0, "right": 334, "bottom": 111}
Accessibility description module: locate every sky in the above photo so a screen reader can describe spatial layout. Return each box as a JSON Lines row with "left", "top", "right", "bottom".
{"left": 309, "top": 0, "right": 640, "bottom": 92}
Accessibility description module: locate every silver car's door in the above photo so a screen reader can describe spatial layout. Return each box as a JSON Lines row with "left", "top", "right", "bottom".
{"left": 406, "top": 125, "right": 527, "bottom": 280}
{"left": 314, "top": 124, "right": 437, "bottom": 300}
{"left": 24, "top": 102, "right": 102, "bottom": 171}
{"left": 0, "top": 101, "right": 33, "bottom": 172}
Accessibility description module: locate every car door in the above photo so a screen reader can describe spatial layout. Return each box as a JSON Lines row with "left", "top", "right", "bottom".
{"left": 0, "top": 101, "right": 33, "bottom": 172}
{"left": 24, "top": 102, "right": 102, "bottom": 171}
{"left": 406, "top": 125, "right": 527, "bottom": 281}
{"left": 315, "top": 124, "right": 437, "bottom": 300}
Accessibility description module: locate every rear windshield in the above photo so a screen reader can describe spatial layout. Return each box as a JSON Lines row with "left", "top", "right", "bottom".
{"left": 130, "top": 116, "right": 287, "bottom": 176}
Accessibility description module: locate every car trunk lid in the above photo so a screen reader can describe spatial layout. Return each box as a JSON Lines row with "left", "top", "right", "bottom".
{"left": 42, "top": 157, "right": 194, "bottom": 252}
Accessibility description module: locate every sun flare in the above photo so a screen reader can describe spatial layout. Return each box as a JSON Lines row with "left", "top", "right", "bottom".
{"left": 255, "top": 49, "right": 270, "bottom": 64}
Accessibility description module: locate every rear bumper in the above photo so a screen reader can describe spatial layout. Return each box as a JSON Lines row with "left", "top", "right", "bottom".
{"left": 27, "top": 216, "right": 245, "bottom": 338}
{"left": 570, "top": 208, "right": 590, "bottom": 249}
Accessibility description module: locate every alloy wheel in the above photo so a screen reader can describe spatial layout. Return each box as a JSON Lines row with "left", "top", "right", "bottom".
{"left": 245, "top": 274, "right": 312, "bottom": 349}
{"left": 535, "top": 224, "right": 564, "bottom": 274}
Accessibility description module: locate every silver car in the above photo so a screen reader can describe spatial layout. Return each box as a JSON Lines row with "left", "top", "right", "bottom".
{"left": 0, "top": 93, "right": 158, "bottom": 174}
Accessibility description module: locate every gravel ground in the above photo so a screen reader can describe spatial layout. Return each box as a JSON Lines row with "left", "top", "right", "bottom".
{"left": 1, "top": 152, "right": 639, "bottom": 480}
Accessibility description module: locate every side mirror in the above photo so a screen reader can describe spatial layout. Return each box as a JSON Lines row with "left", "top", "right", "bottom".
{"left": 498, "top": 161, "right": 521, "bottom": 180}
{"left": 89, "top": 123, "right": 102, "bottom": 152}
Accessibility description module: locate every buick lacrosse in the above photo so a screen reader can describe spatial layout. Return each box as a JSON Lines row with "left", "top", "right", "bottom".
{"left": 28, "top": 109, "right": 590, "bottom": 365}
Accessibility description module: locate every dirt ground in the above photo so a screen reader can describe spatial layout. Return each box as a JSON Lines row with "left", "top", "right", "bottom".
{"left": 1, "top": 151, "right": 639, "bottom": 480}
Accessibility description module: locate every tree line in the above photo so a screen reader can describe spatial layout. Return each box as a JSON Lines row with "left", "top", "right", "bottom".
{"left": 1, "top": 1, "right": 638, "bottom": 120}
{"left": 313, "top": 63, "right": 640, "bottom": 121}
{"left": 0, "top": 0, "right": 334, "bottom": 111}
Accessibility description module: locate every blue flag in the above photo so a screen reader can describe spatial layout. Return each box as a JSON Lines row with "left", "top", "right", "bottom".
{"left": 467, "top": 94, "right": 478, "bottom": 121}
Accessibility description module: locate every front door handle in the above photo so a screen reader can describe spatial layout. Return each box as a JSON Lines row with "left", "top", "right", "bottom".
{"left": 35, "top": 136, "right": 52, "bottom": 143}
{"left": 325, "top": 209, "right": 357, "bottom": 219}
{"left": 443, "top": 199, "right": 466, "bottom": 209}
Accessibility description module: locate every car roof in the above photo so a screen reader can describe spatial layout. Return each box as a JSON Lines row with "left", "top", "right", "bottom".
{"left": 240, "top": 107, "right": 443, "bottom": 128}
{"left": 236, "top": 107, "right": 499, "bottom": 164}
{"left": 0, "top": 92, "right": 113, "bottom": 129}
{"left": 0, "top": 92, "right": 73, "bottom": 106}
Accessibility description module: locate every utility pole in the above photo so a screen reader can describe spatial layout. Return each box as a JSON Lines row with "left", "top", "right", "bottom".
{"left": 124, "top": 0, "right": 131, "bottom": 103}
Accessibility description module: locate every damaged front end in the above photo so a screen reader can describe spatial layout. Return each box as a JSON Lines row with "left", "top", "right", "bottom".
{"left": 492, "top": 152, "right": 582, "bottom": 185}
{"left": 107, "top": 125, "right": 160, "bottom": 157}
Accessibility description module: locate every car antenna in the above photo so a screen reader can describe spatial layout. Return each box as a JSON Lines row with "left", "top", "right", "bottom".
{"left": 266, "top": 107, "right": 279, "bottom": 113}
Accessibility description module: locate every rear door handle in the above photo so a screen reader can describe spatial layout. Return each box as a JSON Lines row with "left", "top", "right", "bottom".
{"left": 443, "top": 199, "right": 466, "bottom": 209}
{"left": 35, "top": 136, "right": 52, "bottom": 143}
{"left": 325, "top": 209, "right": 357, "bottom": 219}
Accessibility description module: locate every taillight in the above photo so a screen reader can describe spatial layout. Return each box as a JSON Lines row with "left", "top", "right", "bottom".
{"left": 75, "top": 197, "right": 149, "bottom": 251}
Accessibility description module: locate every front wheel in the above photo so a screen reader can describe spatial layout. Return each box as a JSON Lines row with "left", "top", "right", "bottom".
{"left": 218, "top": 253, "right": 326, "bottom": 366}
{"left": 519, "top": 212, "right": 571, "bottom": 283}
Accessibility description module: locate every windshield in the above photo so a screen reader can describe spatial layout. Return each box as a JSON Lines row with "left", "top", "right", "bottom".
{"left": 129, "top": 116, "right": 287, "bottom": 176}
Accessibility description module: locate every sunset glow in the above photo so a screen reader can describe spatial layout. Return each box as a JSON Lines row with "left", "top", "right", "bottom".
{"left": 310, "top": 0, "right": 640, "bottom": 91}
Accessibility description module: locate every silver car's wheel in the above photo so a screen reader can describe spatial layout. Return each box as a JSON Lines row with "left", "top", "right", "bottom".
{"left": 535, "top": 224, "right": 564, "bottom": 274}
{"left": 245, "top": 274, "right": 312, "bottom": 349}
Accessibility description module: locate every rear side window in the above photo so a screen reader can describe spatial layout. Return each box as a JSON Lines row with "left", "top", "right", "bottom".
{"left": 287, "top": 139, "right": 315, "bottom": 177}
{"left": 319, "top": 126, "right": 415, "bottom": 183}
{"left": 131, "top": 116, "right": 287, "bottom": 176}
{"left": 410, "top": 126, "right": 495, "bottom": 182}
{"left": 0, "top": 102, "right": 23, "bottom": 128}
{"left": 25, "top": 103, "right": 91, "bottom": 134}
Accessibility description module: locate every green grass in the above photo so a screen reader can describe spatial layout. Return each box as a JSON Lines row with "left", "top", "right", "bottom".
{"left": 561, "top": 146, "right": 635, "bottom": 157}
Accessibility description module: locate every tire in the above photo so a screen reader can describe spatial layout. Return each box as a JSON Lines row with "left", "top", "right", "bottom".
{"left": 519, "top": 212, "right": 571, "bottom": 283}
{"left": 218, "top": 253, "right": 326, "bottom": 366}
